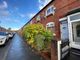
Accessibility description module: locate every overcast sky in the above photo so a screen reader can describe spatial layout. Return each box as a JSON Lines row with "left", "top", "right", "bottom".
{"left": 0, "top": 0, "right": 51, "bottom": 30}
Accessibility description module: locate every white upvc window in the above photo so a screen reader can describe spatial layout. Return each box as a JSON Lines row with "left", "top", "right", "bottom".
{"left": 36, "top": 15, "right": 41, "bottom": 21}
{"left": 46, "top": 5, "right": 55, "bottom": 16}
{"left": 46, "top": 22, "right": 55, "bottom": 33}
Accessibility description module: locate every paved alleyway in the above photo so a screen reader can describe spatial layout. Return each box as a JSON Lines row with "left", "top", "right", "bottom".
{"left": 6, "top": 34, "right": 45, "bottom": 60}
{"left": 0, "top": 33, "right": 45, "bottom": 60}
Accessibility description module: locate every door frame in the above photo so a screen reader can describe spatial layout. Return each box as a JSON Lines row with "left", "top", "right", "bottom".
{"left": 68, "top": 12, "right": 80, "bottom": 49}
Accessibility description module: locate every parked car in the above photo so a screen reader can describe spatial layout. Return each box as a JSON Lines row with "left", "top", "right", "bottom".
{"left": 8, "top": 32, "right": 14, "bottom": 39}
{"left": 0, "top": 32, "right": 9, "bottom": 45}
{"left": 13, "top": 32, "right": 16, "bottom": 35}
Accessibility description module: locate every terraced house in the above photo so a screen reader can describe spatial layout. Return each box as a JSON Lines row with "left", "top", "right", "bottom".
{"left": 22, "top": 0, "right": 80, "bottom": 60}
{"left": 0, "top": 26, "right": 7, "bottom": 32}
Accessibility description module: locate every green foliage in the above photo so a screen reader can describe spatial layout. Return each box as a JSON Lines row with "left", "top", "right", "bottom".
{"left": 35, "top": 34, "right": 44, "bottom": 50}
{"left": 22, "top": 23, "right": 53, "bottom": 52}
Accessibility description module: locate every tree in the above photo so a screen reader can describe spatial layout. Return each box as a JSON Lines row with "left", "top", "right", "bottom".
{"left": 8, "top": 28, "right": 11, "bottom": 31}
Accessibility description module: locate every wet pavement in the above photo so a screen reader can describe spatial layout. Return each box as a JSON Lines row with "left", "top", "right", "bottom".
{"left": 0, "top": 33, "right": 45, "bottom": 60}
{"left": 0, "top": 39, "right": 12, "bottom": 60}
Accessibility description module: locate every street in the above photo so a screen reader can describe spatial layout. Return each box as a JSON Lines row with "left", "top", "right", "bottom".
{"left": 0, "top": 33, "right": 45, "bottom": 60}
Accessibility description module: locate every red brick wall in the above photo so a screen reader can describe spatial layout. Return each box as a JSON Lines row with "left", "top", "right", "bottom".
{"left": 54, "top": 0, "right": 80, "bottom": 40}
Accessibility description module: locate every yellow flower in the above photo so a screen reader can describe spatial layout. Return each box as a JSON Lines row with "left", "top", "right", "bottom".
{"left": 28, "top": 39, "right": 34, "bottom": 44}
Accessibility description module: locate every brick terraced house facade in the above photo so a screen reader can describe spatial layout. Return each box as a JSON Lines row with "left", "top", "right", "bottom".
{"left": 21, "top": 0, "right": 80, "bottom": 60}
{"left": 0, "top": 26, "right": 7, "bottom": 32}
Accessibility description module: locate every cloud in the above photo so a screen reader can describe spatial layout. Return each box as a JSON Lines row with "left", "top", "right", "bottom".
{"left": 3, "top": 18, "right": 21, "bottom": 23}
{"left": 13, "top": 19, "right": 21, "bottom": 23}
{"left": 11, "top": 28, "right": 19, "bottom": 30}
{"left": 0, "top": 1, "right": 9, "bottom": 17}
{"left": 0, "top": 10, "right": 10, "bottom": 16}
{"left": 14, "top": 7, "right": 19, "bottom": 11}
{"left": 19, "top": 13, "right": 36, "bottom": 19}
{"left": 0, "top": 1, "right": 8, "bottom": 9}
{"left": 28, "top": 13, "right": 36, "bottom": 18}
{"left": 3, "top": 1, "right": 8, "bottom": 8}
{"left": 19, "top": 14, "right": 26, "bottom": 18}
{"left": 38, "top": 0, "right": 51, "bottom": 10}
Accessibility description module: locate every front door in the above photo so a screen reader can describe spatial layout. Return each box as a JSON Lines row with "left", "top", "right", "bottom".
{"left": 59, "top": 17, "right": 69, "bottom": 59}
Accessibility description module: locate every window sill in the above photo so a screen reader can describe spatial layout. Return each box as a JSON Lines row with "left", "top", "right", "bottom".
{"left": 46, "top": 13, "right": 54, "bottom": 17}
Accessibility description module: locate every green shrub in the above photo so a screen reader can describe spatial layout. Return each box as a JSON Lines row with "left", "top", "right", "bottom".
{"left": 22, "top": 23, "right": 53, "bottom": 52}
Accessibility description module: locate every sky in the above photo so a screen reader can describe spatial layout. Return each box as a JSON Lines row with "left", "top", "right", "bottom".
{"left": 0, "top": 0, "right": 51, "bottom": 30}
